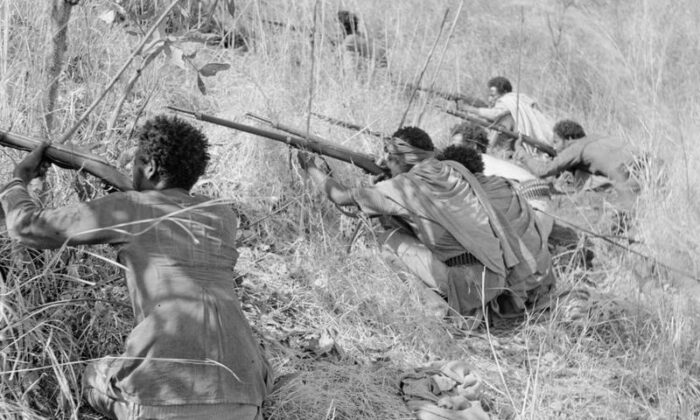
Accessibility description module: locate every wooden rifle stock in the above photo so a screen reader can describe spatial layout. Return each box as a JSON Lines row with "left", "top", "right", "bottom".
{"left": 167, "top": 107, "right": 385, "bottom": 175}
{"left": 0, "top": 129, "right": 133, "bottom": 191}
{"left": 439, "top": 106, "right": 557, "bottom": 156}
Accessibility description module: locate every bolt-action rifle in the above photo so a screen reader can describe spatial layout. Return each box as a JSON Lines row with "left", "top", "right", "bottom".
{"left": 437, "top": 105, "right": 557, "bottom": 156}
{"left": 0, "top": 129, "right": 133, "bottom": 191}
{"left": 402, "top": 82, "right": 488, "bottom": 108}
{"left": 310, "top": 112, "right": 387, "bottom": 139}
{"left": 167, "top": 106, "right": 385, "bottom": 175}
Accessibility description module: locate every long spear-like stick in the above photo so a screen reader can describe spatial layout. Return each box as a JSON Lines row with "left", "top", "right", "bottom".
{"left": 397, "top": 9, "right": 450, "bottom": 130}
{"left": 55, "top": 0, "right": 181, "bottom": 144}
{"left": 415, "top": 1, "right": 464, "bottom": 126}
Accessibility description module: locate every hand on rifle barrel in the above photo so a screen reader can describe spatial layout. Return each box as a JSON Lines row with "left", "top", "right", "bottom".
{"left": 14, "top": 142, "right": 51, "bottom": 184}
{"left": 513, "top": 138, "right": 527, "bottom": 162}
{"left": 296, "top": 150, "right": 317, "bottom": 171}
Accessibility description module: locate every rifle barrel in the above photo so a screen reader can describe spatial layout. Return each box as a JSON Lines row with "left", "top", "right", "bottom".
{"left": 402, "top": 82, "right": 488, "bottom": 108}
{"left": 310, "top": 112, "right": 387, "bottom": 138}
{"left": 440, "top": 106, "right": 556, "bottom": 156}
{"left": 169, "top": 107, "right": 385, "bottom": 175}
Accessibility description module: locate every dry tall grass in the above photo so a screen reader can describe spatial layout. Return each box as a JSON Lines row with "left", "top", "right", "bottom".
{"left": 1, "top": 0, "right": 699, "bottom": 419}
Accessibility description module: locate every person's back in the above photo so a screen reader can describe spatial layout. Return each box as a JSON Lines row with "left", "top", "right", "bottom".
{"left": 573, "top": 136, "right": 633, "bottom": 183}
{"left": 519, "top": 120, "right": 636, "bottom": 192}
{"left": 437, "top": 145, "right": 555, "bottom": 312}
{"left": 1, "top": 115, "right": 271, "bottom": 419}
{"left": 96, "top": 189, "right": 269, "bottom": 409}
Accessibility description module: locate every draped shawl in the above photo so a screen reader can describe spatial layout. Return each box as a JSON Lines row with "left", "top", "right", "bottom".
{"left": 496, "top": 92, "right": 554, "bottom": 146}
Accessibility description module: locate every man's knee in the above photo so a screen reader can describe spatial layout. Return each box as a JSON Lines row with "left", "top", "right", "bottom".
{"left": 82, "top": 359, "right": 122, "bottom": 419}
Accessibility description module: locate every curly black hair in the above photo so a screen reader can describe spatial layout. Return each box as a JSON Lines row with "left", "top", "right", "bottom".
{"left": 487, "top": 76, "right": 512, "bottom": 94}
{"left": 449, "top": 122, "right": 489, "bottom": 153}
{"left": 392, "top": 126, "right": 434, "bottom": 151}
{"left": 337, "top": 10, "right": 359, "bottom": 35}
{"left": 137, "top": 115, "right": 210, "bottom": 190}
{"left": 553, "top": 119, "right": 586, "bottom": 140}
{"left": 436, "top": 145, "right": 485, "bottom": 174}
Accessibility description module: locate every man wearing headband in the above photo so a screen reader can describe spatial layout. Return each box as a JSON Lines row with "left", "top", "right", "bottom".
{"left": 298, "top": 126, "right": 549, "bottom": 324}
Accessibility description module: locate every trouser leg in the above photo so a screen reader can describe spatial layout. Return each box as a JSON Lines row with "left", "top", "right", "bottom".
{"left": 378, "top": 230, "right": 450, "bottom": 316}
{"left": 82, "top": 359, "right": 129, "bottom": 420}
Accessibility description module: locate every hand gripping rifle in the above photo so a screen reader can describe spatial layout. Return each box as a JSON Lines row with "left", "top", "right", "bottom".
{"left": 437, "top": 105, "right": 557, "bottom": 156}
{"left": 167, "top": 106, "right": 385, "bottom": 176}
{"left": 0, "top": 129, "right": 133, "bottom": 191}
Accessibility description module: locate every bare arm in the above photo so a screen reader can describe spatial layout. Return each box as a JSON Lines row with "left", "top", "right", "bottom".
{"left": 520, "top": 145, "right": 581, "bottom": 178}
{"left": 305, "top": 165, "right": 356, "bottom": 206}
{"left": 461, "top": 104, "right": 509, "bottom": 121}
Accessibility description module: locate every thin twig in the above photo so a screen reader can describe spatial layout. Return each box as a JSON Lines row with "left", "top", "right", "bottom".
{"left": 536, "top": 208, "right": 700, "bottom": 282}
{"left": 55, "top": 0, "right": 181, "bottom": 144}
{"left": 514, "top": 7, "right": 525, "bottom": 145}
{"left": 397, "top": 9, "right": 450, "bottom": 130}
{"left": 305, "top": 0, "right": 320, "bottom": 138}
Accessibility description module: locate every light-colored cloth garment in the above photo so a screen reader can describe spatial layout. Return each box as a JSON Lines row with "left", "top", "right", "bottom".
{"left": 1, "top": 182, "right": 272, "bottom": 415}
{"left": 481, "top": 153, "right": 535, "bottom": 182}
{"left": 400, "top": 360, "right": 491, "bottom": 420}
{"left": 477, "top": 92, "right": 554, "bottom": 147}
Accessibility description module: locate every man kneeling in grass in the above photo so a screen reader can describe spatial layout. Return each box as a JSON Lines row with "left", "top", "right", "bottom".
{"left": 298, "top": 126, "right": 551, "bottom": 324}
{"left": 0, "top": 116, "right": 272, "bottom": 419}
{"left": 436, "top": 144, "right": 555, "bottom": 314}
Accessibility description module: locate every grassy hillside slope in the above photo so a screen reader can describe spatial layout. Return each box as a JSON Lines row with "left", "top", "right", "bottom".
{"left": 0, "top": 0, "right": 698, "bottom": 419}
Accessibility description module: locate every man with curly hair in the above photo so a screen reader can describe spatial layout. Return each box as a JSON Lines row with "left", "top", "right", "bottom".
{"left": 0, "top": 115, "right": 272, "bottom": 419}
{"left": 299, "top": 126, "right": 542, "bottom": 325}
{"left": 461, "top": 76, "right": 555, "bottom": 158}
{"left": 436, "top": 145, "right": 555, "bottom": 312}
{"left": 516, "top": 119, "right": 639, "bottom": 207}
{"left": 449, "top": 122, "right": 545, "bottom": 190}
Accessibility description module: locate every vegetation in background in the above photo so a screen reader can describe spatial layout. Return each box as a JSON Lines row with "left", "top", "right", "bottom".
{"left": 1, "top": 0, "right": 698, "bottom": 419}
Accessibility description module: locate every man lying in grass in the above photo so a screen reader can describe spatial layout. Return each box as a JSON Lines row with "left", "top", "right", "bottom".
{"left": 298, "top": 126, "right": 553, "bottom": 325}
{"left": 0, "top": 116, "right": 271, "bottom": 419}
{"left": 515, "top": 119, "right": 640, "bottom": 209}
